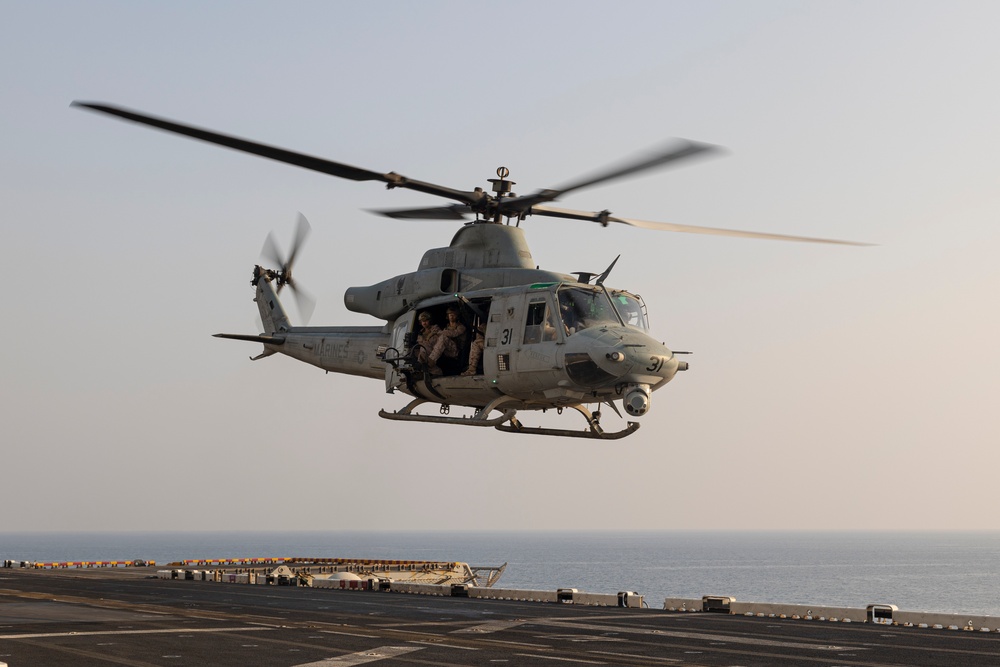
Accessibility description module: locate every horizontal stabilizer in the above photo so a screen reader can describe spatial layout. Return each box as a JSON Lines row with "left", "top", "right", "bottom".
{"left": 213, "top": 333, "right": 286, "bottom": 345}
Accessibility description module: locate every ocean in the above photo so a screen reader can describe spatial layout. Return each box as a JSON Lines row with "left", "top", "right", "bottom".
{"left": 2, "top": 530, "right": 998, "bottom": 617}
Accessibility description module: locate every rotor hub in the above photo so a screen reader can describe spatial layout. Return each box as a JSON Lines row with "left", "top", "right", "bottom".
{"left": 487, "top": 166, "right": 515, "bottom": 197}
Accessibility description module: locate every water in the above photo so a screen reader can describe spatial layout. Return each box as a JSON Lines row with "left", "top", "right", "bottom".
{"left": 2, "top": 530, "right": 998, "bottom": 616}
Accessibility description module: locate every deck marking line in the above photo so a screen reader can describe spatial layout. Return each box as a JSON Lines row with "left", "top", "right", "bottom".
{"left": 319, "top": 629, "right": 380, "bottom": 639}
{"left": 588, "top": 651, "right": 680, "bottom": 663}
{"left": 452, "top": 620, "right": 526, "bottom": 634}
{"left": 292, "top": 645, "right": 422, "bottom": 666}
{"left": 537, "top": 620, "right": 862, "bottom": 651}
{"left": 0, "top": 627, "right": 270, "bottom": 640}
{"left": 514, "top": 654, "right": 605, "bottom": 665}
{"left": 474, "top": 638, "right": 553, "bottom": 649}
{"left": 535, "top": 633, "right": 627, "bottom": 643}
{"left": 409, "top": 640, "right": 478, "bottom": 650}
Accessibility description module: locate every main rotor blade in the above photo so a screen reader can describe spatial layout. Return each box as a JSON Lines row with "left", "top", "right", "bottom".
{"left": 501, "top": 139, "right": 721, "bottom": 214}
{"left": 367, "top": 204, "right": 470, "bottom": 220}
{"left": 71, "top": 101, "right": 484, "bottom": 206}
{"left": 529, "top": 205, "right": 873, "bottom": 246}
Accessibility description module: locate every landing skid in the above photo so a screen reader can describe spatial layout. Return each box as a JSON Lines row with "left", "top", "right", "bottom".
{"left": 495, "top": 405, "right": 640, "bottom": 440}
{"left": 379, "top": 399, "right": 640, "bottom": 439}
{"left": 494, "top": 418, "right": 639, "bottom": 440}
{"left": 378, "top": 397, "right": 518, "bottom": 428}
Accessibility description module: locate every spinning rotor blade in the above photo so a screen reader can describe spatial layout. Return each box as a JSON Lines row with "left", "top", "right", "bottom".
{"left": 260, "top": 231, "right": 284, "bottom": 269}
{"left": 286, "top": 212, "right": 310, "bottom": 270}
{"left": 74, "top": 101, "right": 867, "bottom": 246}
{"left": 290, "top": 283, "right": 316, "bottom": 325}
{"left": 71, "top": 101, "right": 484, "bottom": 206}
{"left": 284, "top": 213, "right": 314, "bottom": 323}
{"left": 529, "top": 205, "right": 873, "bottom": 246}
{"left": 501, "top": 139, "right": 721, "bottom": 214}
{"left": 260, "top": 214, "right": 316, "bottom": 324}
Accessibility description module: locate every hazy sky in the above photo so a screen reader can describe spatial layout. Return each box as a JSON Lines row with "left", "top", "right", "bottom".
{"left": 3, "top": 1, "right": 999, "bottom": 532}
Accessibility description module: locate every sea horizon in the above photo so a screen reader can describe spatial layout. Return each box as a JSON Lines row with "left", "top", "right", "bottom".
{"left": 3, "top": 529, "right": 998, "bottom": 616}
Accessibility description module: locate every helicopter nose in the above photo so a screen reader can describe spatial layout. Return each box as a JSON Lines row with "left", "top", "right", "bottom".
{"left": 619, "top": 335, "right": 680, "bottom": 388}
{"left": 563, "top": 327, "right": 679, "bottom": 389}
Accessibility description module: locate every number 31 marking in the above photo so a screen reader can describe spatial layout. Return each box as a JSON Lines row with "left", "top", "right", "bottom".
{"left": 646, "top": 356, "right": 664, "bottom": 373}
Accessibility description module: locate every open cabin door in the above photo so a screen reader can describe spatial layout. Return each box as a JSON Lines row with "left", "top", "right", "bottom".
{"left": 385, "top": 310, "right": 415, "bottom": 393}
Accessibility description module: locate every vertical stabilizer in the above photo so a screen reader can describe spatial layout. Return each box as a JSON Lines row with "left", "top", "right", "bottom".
{"left": 253, "top": 268, "right": 292, "bottom": 334}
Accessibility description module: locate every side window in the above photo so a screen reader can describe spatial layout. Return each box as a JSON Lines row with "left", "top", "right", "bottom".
{"left": 523, "top": 301, "right": 545, "bottom": 344}
{"left": 523, "top": 299, "right": 558, "bottom": 345}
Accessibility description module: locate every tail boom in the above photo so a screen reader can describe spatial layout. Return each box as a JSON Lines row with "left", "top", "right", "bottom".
{"left": 214, "top": 326, "right": 390, "bottom": 380}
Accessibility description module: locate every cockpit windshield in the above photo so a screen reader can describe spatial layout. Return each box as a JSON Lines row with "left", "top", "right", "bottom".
{"left": 611, "top": 290, "right": 648, "bottom": 330}
{"left": 557, "top": 286, "right": 622, "bottom": 335}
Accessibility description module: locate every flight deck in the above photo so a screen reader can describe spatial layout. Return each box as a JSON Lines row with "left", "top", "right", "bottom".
{"left": 2, "top": 565, "right": 999, "bottom": 666}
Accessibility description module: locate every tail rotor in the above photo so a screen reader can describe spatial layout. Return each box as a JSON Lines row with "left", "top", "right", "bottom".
{"left": 260, "top": 213, "right": 316, "bottom": 324}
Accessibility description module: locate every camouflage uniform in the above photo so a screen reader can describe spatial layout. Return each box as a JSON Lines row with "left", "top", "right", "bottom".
{"left": 432, "top": 321, "right": 465, "bottom": 364}
{"left": 417, "top": 319, "right": 464, "bottom": 374}
{"left": 416, "top": 322, "right": 443, "bottom": 368}
{"left": 462, "top": 321, "right": 485, "bottom": 375}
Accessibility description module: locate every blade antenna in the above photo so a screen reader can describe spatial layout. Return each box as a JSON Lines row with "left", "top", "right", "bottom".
{"left": 596, "top": 255, "right": 621, "bottom": 286}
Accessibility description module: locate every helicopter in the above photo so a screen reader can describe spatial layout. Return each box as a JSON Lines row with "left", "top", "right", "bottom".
{"left": 72, "top": 101, "right": 867, "bottom": 439}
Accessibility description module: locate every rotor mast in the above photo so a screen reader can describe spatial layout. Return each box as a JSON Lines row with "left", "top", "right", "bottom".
{"left": 486, "top": 166, "right": 515, "bottom": 224}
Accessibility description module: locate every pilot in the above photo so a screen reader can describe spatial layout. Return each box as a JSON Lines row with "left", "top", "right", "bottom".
{"left": 559, "top": 293, "right": 579, "bottom": 335}
{"left": 462, "top": 316, "right": 486, "bottom": 376}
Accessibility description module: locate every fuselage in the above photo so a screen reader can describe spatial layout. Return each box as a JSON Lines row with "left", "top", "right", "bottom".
{"left": 229, "top": 221, "right": 686, "bottom": 422}
{"left": 253, "top": 277, "right": 682, "bottom": 417}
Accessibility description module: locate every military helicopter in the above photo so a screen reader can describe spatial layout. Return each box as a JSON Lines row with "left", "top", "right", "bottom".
{"left": 73, "top": 102, "right": 867, "bottom": 439}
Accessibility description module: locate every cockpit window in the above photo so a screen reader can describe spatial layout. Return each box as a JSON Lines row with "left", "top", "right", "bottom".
{"left": 557, "top": 287, "right": 622, "bottom": 335}
{"left": 612, "top": 291, "right": 648, "bottom": 330}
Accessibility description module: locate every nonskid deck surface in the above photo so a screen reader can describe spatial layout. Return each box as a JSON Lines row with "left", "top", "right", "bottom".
{"left": 1, "top": 568, "right": 998, "bottom": 666}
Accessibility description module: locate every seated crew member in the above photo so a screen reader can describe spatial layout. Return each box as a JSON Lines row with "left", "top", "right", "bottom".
{"left": 439, "top": 306, "right": 467, "bottom": 362}
{"left": 417, "top": 307, "right": 464, "bottom": 375}
{"left": 462, "top": 316, "right": 486, "bottom": 376}
{"left": 415, "top": 311, "right": 442, "bottom": 374}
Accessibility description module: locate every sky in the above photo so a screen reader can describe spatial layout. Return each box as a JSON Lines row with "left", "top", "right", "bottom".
{"left": 2, "top": 1, "right": 999, "bottom": 533}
